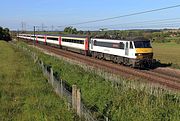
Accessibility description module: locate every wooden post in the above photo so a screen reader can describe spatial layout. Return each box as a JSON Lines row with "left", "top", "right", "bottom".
{"left": 60, "top": 79, "right": 63, "bottom": 96}
{"left": 34, "top": 56, "right": 38, "bottom": 63}
{"left": 72, "top": 85, "right": 77, "bottom": 110}
{"left": 50, "top": 67, "right": 54, "bottom": 86}
{"left": 67, "top": 103, "right": 70, "bottom": 111}
{"left": 76, "top": 88, "right": 81, "bottom": 117}
{"left": 55, "top": 81, "right": 61, "bottom": 96}
{"left": 105, "top": 117, "right": 109, "bottom": 121}
{"left": 41, "top": 61, "right": 44, "bottom": 71}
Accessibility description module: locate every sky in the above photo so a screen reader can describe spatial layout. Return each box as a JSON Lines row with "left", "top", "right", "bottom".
{"left": 1, "top": 0, "right": 180, "bottom": 31}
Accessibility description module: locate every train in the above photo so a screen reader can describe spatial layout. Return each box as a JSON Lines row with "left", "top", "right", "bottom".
{"left": 17, "top": 34, "right": 156, "bottom": 68}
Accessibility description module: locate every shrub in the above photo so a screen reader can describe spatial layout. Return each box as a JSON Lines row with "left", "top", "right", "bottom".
{"left": 175, "top": 38, "right": 180, "bottom": 44}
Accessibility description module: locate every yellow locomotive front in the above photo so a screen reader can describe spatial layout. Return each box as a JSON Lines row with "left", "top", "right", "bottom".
{"left": 133, "top": 39, "right": 155, "bottom": 68}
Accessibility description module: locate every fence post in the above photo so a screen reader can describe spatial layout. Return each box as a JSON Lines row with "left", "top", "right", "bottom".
{"left": 34, "top": 56, "right": 38, "bottom": 63}
{"left": 72, "top": 85, "right": 77, "bottom": 110}
{"left": 41, "top": 61, "right": 44, "bottom": 71}
{"left": 50, "top": 67, "right": 54, "bottom": 86}
{"left": 76, "top": 88, "right": 81, "bottom": 117}
{"left": 106, "top": 117, "right": 109, "bottom": 121}
{"left": 67, "top": 103, "right": 71, "bottom": 111}
{"left": 60, "top": 79, "right": 63, "bottom": 96}
{"left": 55, "top": 81, "right": 59, "bottom": 94}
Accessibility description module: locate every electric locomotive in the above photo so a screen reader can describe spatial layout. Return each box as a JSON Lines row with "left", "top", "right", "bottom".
{"left": 89, "top": 37, "right": 154, "bottom": 68}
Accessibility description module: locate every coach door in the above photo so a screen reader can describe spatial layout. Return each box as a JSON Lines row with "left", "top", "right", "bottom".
{"left": 125, "top": 42, "right": 129, "bottom": 56}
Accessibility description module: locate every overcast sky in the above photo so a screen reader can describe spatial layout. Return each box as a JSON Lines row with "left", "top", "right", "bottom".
{"left": 1, "top": 0, "right": 180, "bottom": 31}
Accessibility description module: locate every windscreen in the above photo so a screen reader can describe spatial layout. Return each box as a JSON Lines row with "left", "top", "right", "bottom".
{"left": 134, "top": 41, "right": 152, "bottom": 48}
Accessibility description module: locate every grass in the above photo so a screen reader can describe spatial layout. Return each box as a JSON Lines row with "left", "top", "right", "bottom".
{"left": 0, "top": 41, "right": 78, "bottom": 121}
{"left": 17, "top": 41, "right": 180, "bottom": 121}
{"left": 152, "top": 42, "right": 180, "bottom": 69}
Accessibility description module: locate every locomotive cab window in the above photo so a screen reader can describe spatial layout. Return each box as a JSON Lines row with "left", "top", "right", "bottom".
{"left": 134, "top": 41, "right": 152, "bottom": 48}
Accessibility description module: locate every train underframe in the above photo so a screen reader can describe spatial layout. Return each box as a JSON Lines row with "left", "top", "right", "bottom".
{"left": 90, "top": 51, "right": 156, "bottom": 68}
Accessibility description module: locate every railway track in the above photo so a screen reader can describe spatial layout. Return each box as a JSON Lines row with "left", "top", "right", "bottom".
{"left": 26, "top": 41, "right": 180, "bottom": 90}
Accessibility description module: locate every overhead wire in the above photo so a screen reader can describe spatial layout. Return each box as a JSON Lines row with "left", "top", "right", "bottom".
{"left": 74, "top": 17, "right": 180, "bottom": 29}
{"left": 27, "top": 4, "right": 180, "bottom": 31}
{"left": 58, "top": 4, "right": 180, "bottom": 27}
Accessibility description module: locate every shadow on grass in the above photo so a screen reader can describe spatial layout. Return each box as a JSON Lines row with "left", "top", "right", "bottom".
{"left": 139, "top": 61, "right": 172, "bottom": 70}
{"left": 154, "top": 61, "right": 172, "bottom": 68}
{"left": 146, "top": 61, "right": 172, "bottom": 70}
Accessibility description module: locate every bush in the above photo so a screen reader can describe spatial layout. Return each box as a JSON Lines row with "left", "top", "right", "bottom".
{"left": 175, "top": 38, "right": 180, "bottom": 44}
{"left": 0, "top": 26, "right": 11, "bottom": 41}
{"left": 152, "top": 37, "right": 169, "bottom": 43}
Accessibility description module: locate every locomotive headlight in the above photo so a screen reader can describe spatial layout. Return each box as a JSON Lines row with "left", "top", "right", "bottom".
{"left": 136, "top": 53, "right": 143, "bottom": 59}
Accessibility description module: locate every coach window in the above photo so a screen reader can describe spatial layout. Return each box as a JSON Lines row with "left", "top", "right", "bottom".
{"left": 119, "top": 42, "right": 124, "bottom": 49}
{"left": 38, "top": 37, "right": 44, "bottom": 39}
{"left": 47, "top": 37, "right": 58, "bottom": 41}
{"left": 130, "top": 41, "right": 133, "bottom": 49}
{"left": 93, "top": 40, "right": 97, "bottom": 45}
{"left": 81, "top": 40, "right": 83, "bottom": 44}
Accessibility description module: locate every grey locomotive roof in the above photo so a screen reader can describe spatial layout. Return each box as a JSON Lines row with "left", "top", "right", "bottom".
{"left": 128, "top": 37, "right": 150, "bottom": 41}
{"left": 92, "top": 37, "right": 150, "bottom": 41}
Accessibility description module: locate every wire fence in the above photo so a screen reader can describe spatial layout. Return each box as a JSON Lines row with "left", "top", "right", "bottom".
{"left": 13, "top": 43, "right": 109, "bottom": 121}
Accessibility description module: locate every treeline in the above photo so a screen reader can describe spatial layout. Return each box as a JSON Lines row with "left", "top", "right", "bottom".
{"left": 0, "top": 26, "right": 11, "bottom": 41}
{"left": 63, "top": 26, "right": 180, "bottom": 44}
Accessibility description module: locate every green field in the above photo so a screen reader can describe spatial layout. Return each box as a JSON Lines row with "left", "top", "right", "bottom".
{"left": 17, "top": 41, "right": 180, "bottom": 121}
{"left": 152, "top": 42, "right": 180, "bottom": 68}
{"left": 0, "top": 41, "right": 77, "bottom": 121}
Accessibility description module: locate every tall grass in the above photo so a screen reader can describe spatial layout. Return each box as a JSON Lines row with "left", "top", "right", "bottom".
{"left": 17, "top": 41, "right": 180, "bottom": 121}
{"left": 0, "top": 41, "right": 78, "bottom": 121}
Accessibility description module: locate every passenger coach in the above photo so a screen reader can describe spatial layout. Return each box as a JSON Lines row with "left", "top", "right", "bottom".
{"left": 18, "top": 34, "right": 89, "bottom": 55}
{"left": 61, "top": 35, "right": 89, "bottom": 55}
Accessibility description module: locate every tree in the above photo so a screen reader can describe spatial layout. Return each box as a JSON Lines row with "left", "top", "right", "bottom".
{"left": 0, "top": 26, "right": 11, "bottom": 41}
{"left": 64, "top": 26, "right": 78, "bottom": 34}
{"left": 78, "top": 30, "right": 84, "bottom": 35}
{"left": 143, "top": 33, "right": 152, "bottom": 40}
{"left": 0, "top": 27, "right": 3, "bottom": 32}
{"left": 4, "top": 28, "right": 10, "bottom": 33}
